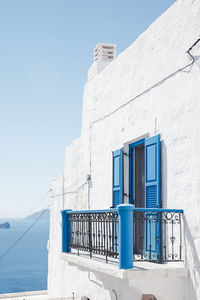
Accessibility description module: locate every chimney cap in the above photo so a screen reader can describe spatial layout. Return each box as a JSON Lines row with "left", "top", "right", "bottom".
{"left": 93, "top": 43, "right": 117, "bottom": 62}
{"left": 88, "top": 42, "right": 117, "bottom": 80}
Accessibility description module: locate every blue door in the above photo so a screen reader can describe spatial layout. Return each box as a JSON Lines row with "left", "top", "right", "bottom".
{"left": 145, "top": 134, "right": 161, "bottom": 260}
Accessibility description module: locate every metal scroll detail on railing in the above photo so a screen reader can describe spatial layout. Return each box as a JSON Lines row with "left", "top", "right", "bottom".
{"left": 62, "top": 207, "right": 183, "bottom": 266}
{"left": 67, "top": 210, "right": 119, "bottom": 262}
{"left": 133, "top": 209, "right": 183, "bottom": 262}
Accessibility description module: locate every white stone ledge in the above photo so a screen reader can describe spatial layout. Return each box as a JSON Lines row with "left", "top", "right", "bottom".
{"left": 60, "top": 253, "right": 188, "bottom": 280}
{"left": 0, "top": 290, "right": 48, "bottom": 299}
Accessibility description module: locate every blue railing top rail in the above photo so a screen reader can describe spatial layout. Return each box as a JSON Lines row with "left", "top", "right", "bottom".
{"left": 61, "top": 207, "right": 183, "bottom": 214}
{"left": 61, "top": 209, "right": 117, "bottom": 214}
{"left": 134, "top": 208, "right": 183, "bottom": 213}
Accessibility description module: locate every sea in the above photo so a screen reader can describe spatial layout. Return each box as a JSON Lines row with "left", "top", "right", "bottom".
{"left": 0, "top": 218, "right": 49, "bottom": 294}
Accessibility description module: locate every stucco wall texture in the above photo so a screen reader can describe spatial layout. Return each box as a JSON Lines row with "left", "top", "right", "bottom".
{"left": 48, "top": 0, "right": 200, "bottom": 299}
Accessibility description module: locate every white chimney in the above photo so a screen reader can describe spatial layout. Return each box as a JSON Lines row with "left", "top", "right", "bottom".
{"left": 88, "top": 43, "right": 116, "bottom": 80}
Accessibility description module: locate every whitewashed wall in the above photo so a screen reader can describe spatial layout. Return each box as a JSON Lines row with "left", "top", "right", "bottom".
{"left": 48, "top": 0, "right": 200, "bottom": 299}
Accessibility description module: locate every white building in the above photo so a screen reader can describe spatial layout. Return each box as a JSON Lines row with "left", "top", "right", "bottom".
{"left": 47, "top": 0, "right": 200, "bottom": 299}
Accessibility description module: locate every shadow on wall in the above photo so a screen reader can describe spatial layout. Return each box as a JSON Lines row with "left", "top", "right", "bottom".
{"left": 194, "top": 52, "right": 200, "bottom": 69}
{"left": 183, "top": 215, "right": 199, "bottom": 300}
{"left": 94, "top": 272, "right": 142, "bottom": 300}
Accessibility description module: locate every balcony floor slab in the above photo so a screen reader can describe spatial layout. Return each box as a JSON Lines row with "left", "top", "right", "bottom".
{"left": 60, "top": 251, "right": 187, "bottom": 280}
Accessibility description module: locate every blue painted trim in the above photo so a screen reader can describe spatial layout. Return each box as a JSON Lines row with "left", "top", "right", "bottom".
{"left": 113, "top": 149, "right": 121, "bottom": 156}
{"left": 122, "top": 148, "right": 124, "bottom": 204}
{"left": 134, "top": 208, "right": 183, "bottom": 213}
{"left": 145, "top": 134, "right": 161, "bottom": 208}
{"left": 61, "top": 209, "right": 72, "bottom": 253}
{"left": 144, "top": 134, "right": 161, "bottom": 260}
{"left": 118, "top": 204, "right": 134, "bottom": 269}
{"left": 129, "top": 139, "right": 145, "bottom": 148}
{"left": 129, "top": 139, "right": 145, "bottom": 205}
{"left": 66, "top": 209, "right": 118, "bottom": 214}
{"left": 129, "top": 146, "right": 134, "bottom": 205}
{"left": 112, "top": 148, "right": 124, "bottom": 208}
{"left": 63, "top": 208, "right": 183, "bottom": 214}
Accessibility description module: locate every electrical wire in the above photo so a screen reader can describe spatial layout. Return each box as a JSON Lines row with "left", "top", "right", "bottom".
{"left": 2, "top": 39, "right": 197, "bottom": 267}
{"left": 1, "top": 38, "right": 196, "bottom": 293}
{"left": 112, "top": 289, "right": 118, "bottom": 300}
{"left": 187, "top": 38, "right": 200, "bottom": 66}
{"left": 24, "top": 189, "right": 51, "bottom": 218}
{"left": 52, "top": 39, "right": 200, "bottom": 206}
{"left": 88, "top": 272, "right": 102, "bottom": 287}
{"left": 51, "top": 180, "right": 88, "bottom": 198}
{"left": 0, "top": 205, "right": 50, "bottom": 262}
{"left": 89, "top": 39, "right": 200, "bottom": 129}
{"left": 87, "top": 38, "right": 200, "bottom": 180}
{"left": 0, "top": 189, "right": 51, "bottom": 245}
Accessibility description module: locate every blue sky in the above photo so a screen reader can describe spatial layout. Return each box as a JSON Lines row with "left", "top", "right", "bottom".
{"left": 0, "top": 0, "right": 176, "bottom": 217}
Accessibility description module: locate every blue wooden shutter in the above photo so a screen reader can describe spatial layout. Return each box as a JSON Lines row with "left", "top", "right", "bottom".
{"left": 145, "top": 134, "right": 161, "bottom": 260}
{"left": 112, "top": 149, "right": 123, "bottom": 208}
{"left": 145, "top": 134, "right": 161, "bottom": 208}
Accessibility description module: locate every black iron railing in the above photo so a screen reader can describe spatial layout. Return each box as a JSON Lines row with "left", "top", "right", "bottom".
{"left": 133, "top": 209, "right": 183, "bottom": 262}
{"left": 62, "top": 207, "right": 183, "bottom": 267}
{"left": 67, "top": 210, "right": 119, "bottom": 262}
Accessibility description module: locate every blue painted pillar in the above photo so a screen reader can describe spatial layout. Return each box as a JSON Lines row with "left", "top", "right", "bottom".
{"left": 118, "top": 204, "right": 134, "bottom": 269}
{"left": 61, "top": 209, "right": 72, "bottom": 253}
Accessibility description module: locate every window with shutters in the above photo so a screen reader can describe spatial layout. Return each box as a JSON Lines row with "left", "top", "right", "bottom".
{"left": 128, "top": 134, "right": 161, "bottom": 209}
{"left": 112, "top": 134, "right": 161, "bottom": 209}
{"left": 112, "top": 134, "right": 161, "bottom": 258}
{"left": 129, "top": 134, "right": 161, "bottom": 257}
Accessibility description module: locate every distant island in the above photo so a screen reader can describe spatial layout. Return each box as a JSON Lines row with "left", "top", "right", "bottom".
{"left": 0, "top": 222, "right": 10, "bottom": 229}
{"left": 25, "top": 209, "right": 50, "bottom": 221}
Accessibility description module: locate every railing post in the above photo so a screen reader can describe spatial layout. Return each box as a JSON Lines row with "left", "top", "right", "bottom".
{"left": 118, "top": 204, "right": 134, "bottom": 269}
{"left": 61, "top": 209, "right": 72, "bottom": 253}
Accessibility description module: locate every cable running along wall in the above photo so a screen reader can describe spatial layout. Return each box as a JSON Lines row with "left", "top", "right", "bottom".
{"left": 53, "top": 39, "right": 200, "bottom": 208}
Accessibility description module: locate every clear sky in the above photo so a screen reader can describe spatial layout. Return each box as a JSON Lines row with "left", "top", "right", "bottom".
{"left": 0, "top": 0, "right": 176, "bottom": 217}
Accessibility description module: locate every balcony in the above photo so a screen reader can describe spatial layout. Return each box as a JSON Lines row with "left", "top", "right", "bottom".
{"left": 61, "top": 205, "right": 184, "bottom": 269}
